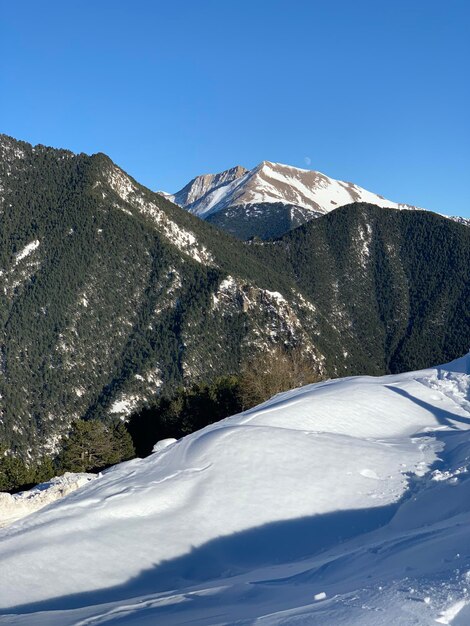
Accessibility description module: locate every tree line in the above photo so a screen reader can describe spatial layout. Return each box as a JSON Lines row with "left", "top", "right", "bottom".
{"left": 1, "top": 347, "right": 320, "bottom": 492}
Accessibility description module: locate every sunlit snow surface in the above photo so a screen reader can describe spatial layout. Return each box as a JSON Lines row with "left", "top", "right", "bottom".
{"left": 1, "top": 355, "right": 470, "bottom": 625}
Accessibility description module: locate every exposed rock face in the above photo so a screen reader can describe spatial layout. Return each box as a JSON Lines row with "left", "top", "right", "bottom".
{"left": 161, "top": 165, "right": 248, "bottom": 208}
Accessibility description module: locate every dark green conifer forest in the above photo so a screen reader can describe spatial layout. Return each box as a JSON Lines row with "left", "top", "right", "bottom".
{"left": 0, "top": 134, "right": 468, "bottom": 491}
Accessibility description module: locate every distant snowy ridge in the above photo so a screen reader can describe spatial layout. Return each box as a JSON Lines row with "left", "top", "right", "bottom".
{"left": 164, "top": 160, "right": 422, "bottom": 218}
{"left": 449, "top": 215, "right": 470, "bottom": 227}
{"left": 1, "top": 352, "right": 470, "bottom": 624}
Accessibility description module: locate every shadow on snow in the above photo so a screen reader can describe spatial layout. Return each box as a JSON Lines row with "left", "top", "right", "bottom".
{"left": 2, "top": 502, "right": 400, "bottom": 616}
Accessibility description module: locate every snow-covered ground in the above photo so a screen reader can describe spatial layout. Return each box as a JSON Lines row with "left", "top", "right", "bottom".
{"left": 1, "top": 354, "right": 470, "bottom": 625}
{"left": 0, "top": 473, "right": 96, "bottom": 529}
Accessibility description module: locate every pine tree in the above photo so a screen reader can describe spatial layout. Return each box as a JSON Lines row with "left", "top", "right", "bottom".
{"left": 0, "top": 448, "right": 33, "bottom": 492}
{"left": 60, "top": 419, "right": 135, "bottom": 472}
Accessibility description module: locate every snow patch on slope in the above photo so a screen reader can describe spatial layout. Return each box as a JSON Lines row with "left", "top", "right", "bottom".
{"left": 0, "top": 239, "right": 42, "bottom": 298}
{"left": 14, "top": 240, "right": 40, "bottom": 264}
{"left": 107, "top": 167, "right": 214, "bottom": 265}
{"left": 356, "top": 221, "right": 373, "bottom": 268}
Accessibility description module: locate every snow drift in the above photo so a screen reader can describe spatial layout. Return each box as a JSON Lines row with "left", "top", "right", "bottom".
{"left": 1, "top": 354, "right": 470, "bottom": 625}
{"left": 0, "top": 472, "right": 95, "bottom": 529}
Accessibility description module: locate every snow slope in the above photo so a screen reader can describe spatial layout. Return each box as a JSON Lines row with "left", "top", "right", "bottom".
{"left": 1, "top": 354, "right": 470, "bottom": 625}
{"left": 166, "top": 161, "right": 420, "bottom": 218}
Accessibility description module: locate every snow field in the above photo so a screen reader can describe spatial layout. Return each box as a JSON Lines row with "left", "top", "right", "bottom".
{"left": 0, "top": 353, "right": 469, "bottom": 624}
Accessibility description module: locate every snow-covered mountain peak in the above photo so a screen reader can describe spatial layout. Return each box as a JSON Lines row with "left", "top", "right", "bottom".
{"left": 165, "top": 160, "right": 422, "bottom": 221}
{"left": 256, "top": 159, "right": 314, "bottom": 174}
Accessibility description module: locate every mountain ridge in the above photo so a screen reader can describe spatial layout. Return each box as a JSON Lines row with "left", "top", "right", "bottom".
{"left": 161, "top": 164, "right": 248, "bottom": 208}
{"left": 160, "top": 160, "right": 426, "bottom": 239}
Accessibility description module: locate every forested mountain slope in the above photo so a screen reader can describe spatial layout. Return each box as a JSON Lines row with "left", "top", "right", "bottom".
{"left": 0, "top": 134, "right": 468, "bottom": 458}
{"left": 268, "top": 203, "right": 470, "bottom": 375}
{"left": 0, "top": 135, "right": 321, "bottom": 456}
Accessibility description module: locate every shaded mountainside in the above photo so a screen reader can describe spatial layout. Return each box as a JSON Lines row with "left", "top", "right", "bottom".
{"left": 0, "top": 134, "right": 468, "bottom": 458}
{"left": 206, "top": 202, "right": 319, "bottom": 240}
{"left": 268, "top": 204, "right": 470, "bottom": 375}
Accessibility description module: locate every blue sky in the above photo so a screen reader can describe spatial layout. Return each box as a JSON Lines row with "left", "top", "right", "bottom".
{"left": 1, "top": 0, "right": 469, "bottom": 216}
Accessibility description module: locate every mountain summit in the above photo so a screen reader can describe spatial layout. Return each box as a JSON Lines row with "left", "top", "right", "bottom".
{"left": 163, "top": 161, "right": 420, "bottom": 239}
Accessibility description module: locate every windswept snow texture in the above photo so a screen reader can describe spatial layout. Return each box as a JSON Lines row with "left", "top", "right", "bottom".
{"left": 169, "top": 161, "right": 420, "bottom": 218}
{"left": 1, "top": 355, "right": 470, "bottom": 625}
